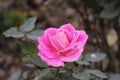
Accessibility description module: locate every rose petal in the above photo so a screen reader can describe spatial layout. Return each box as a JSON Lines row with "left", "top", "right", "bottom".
{"left": 52, "top": 31, "right": 69, "bottom": 49}
{"left": 42, "top": 33, "right": 60, "bottom": 51}
{"left": 38, "top": 36, "right": 53, "bottom": 50}
{"left": 60, "top": 48, "right": 83, "bottom": 62}
{"left": 60, "top": 23, "right": 75, "bottom": 32}
{"left": 38, "top": 37, "right": 58, "bottom": 58}
{"left": 59, "top": 41, "right": 82, "bottom": 56}
{"left": 44, "top": 28, "right": 57, "bottom": 36}
{"left": 70, "top": 31, "right": 79, "bottom": 45}
{"left": 63, "top": 30, "right": 72, "bottom": 43}
{"left": 38, "top": 53, "right": 64, "bottom": 67}
{"left": 38, "top": 45, "right": 58, "bottom": 58}
{"left": 48, "top": 34, "right": 61, "bottom": 51}
{"left": 77, "top": 30, "right": 88, "bottom": 46}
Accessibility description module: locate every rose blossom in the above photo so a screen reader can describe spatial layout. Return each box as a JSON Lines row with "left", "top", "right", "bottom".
{"left": 38, "top": 23, "right": 88, "bottom": 67}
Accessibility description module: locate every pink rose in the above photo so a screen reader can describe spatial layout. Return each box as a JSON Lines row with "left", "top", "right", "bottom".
{"left": 38, "top": 23, "right": 88, "bottom": 67}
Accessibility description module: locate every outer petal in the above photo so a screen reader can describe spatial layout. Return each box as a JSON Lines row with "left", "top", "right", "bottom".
{"left": 77, "top": 30, "right": 88, "bottom": 46}
{"left": 38, "top": 36, "right": 51, "bottom": 50}
{"left": 39, "top": 31, "right": 60, "bottom": 51}
{"left": 38, "top": 53, "right": 64, "bottom": 67}
{"left": 38, "top": 45, "right": 58, "bottom": 58}
{"left": 38, "top": 37, "right": 58, "bottom": 58}
{"left": 44, "top": 28, "right": 66, "bottom": 51}
{"left": 44, "top": 28, "right": 57, "bottom": 36}
{"left": 60, "top": 23, "right": 75, "bottom": 32}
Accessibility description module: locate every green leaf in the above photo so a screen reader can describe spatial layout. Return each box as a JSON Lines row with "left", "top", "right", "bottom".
{"left": 76, "top": 56, "right": 89, "bottom": 65}
{"left": 109, "top": 74, "right": 120, "bottom": 80}
{"left": 25, "top": 63, "right": 35, "bottom": 68}
{"left": 10, "top": 70, "right": 21, "bottom": 80}
{"left": 43, "top": 0, "right": 52, "bottom": 6}
{"left": 21, "top": 41, "right": 35, "bottom": 55}
{"left": 72, "top": 70, "right": 90, "bottom": 80}
{"left": 84, "top": 52, "right": 106, "bottom": 62}
{"left": 64, "top": 75, "right": 79, "bottom": 80}
{"left": 100, "top": 6, "right": 120, "bottom": 19}
{"left": 34, "top": 69, "right": 50, "bottom": 80}
{"left": 73, "top": 69, "right": 108, "bottom": 79}
{"left": 27, "top": 55, "right": 47, "bottom": 67}
{"left": 39, "top": 69, "right": 50, "bottom": 79}
{"left": 65, "top": 63, "right": 76, "bottom": 70}
{"left": 27, "top": 30, "right": 44, "bottom": 40}
{"left": 19, "top": 17, "right": 37, "bottom": 32}
{"left": 78, "top": 55, "right": 83, "bottom": 61}
{"left": 59, "top": 68, "right": 66, "bottom": 73}
{"left": 99, "top": 0, "right": 116, "bottom": 8}
{"left": 76, "top": 61, "right": 90, "bottom": 65}
{"left": 88, "top": 70, "right": 108, "bottom": 78}
{"left": 3, "top": 27, "right": 24, "bottom": 38}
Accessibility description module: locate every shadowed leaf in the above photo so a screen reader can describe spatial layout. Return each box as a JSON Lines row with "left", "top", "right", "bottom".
{"left": 100, "top": 6, "right": 120, "bottom": 19}
{"left": 27, "top": 55, "right": 47, "bottom": 67}
{"left": 10, "top": 70, "right": 21, "bottom": 80}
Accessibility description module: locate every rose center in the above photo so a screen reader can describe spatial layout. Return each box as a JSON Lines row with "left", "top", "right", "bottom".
{"left": 52, "top": 31, "right": 69, "bottom": 50}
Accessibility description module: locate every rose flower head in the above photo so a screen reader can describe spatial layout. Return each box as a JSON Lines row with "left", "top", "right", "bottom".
{"left": 38, "top": 23, "right": 88, "bottom": 67}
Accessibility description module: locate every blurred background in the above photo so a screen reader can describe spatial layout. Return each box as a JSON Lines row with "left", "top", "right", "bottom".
{"left": 0, "top": 0, "right": 120, "bottom": 80}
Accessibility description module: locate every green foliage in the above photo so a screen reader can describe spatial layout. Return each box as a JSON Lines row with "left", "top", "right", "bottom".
{"left": 27, "top": 30, "right": 44, "bottom": 40}
{"left": 98, "top": 0, "right": 120, "bottom": 27}
{"left": 72, "top": 70, "right": 90, "bottom": 80}
{"left": 10, "top": 70, "right": 21, "bottom": 80}
{"left": 77, "top": 61, "right": 90, "bottom": 65}
{"left": 77, "top": 56, "right": 90, "bottom": 65}
{"left": 3, "top": 16, "right": 44, "bottom": 40}
{"left": 88, "top": 69, "right": 108, "bottom": 78}
{"left": 20, "top": 41, "right": 47, "bottom": 68}
{"left": 73, "top": 52, "right": 107, "bottom": 80}
{"left": 84, "top": 52, "right": 106, "bottom": 62}
{"left": 25, "top": 55, "right": 47, "bottom": 68}
{"left": 58, "top": 67, "right": 66, "bottom": 73}
{"left": 24, "top": 63, "right": 35, "bottom": 68}
{"left": 22, "top": 71, "right": 28, "bottom": 79}
{"left": 109, "top": 74, "right": 120, "bottom": 80}
{"left": 100, "top": 6, "right": 120, "bottom": 19}
{"left": 64, "top": 75, "right": 79, "bottom": 80}
{"left": 3, "top": 27, "right": 24, "bottom": 38}
{"left": 72, "top": 69, "right": 107, "bottom": 80}
{"left": 19, "top": 17, "right": 37, "bottom": 32}
{"left": 20, "top": 41, "right": 36, "bottom": 55}
{"left": 38, "top": 69, "right": 50, "bottom": 79}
